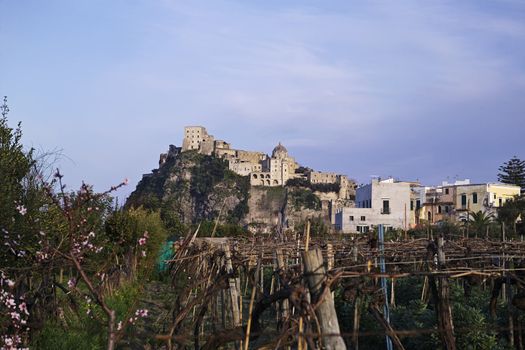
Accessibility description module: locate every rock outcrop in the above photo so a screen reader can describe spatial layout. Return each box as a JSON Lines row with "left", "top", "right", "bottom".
{"left": 126, "top": 148, "right": 334, "bottom": 233}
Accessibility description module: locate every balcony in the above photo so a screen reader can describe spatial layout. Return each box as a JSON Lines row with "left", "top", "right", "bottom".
{"left": 381, "top": 208, "right": 391, "bottom": 214}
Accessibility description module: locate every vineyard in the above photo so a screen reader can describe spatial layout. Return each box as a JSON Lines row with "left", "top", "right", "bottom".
{"left": 156, "top": 224, "right": 525, "bottom": 350}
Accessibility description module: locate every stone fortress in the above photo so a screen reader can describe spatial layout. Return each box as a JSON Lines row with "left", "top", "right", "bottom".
{"left": 176, "top": 126, "right": 356, "bottom": 201}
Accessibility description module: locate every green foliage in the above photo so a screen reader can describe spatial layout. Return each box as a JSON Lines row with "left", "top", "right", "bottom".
{"left": 192, "top": 220, "right": 246, "bottom": 237}
{"left": 468, "top": 210, "right": 494, "bottom": 237}
{"left": 127, "top": 152, "right": 250, "bottom": 227}
{"left": 289, "top": 188, "right": 321, "bottom": 210}
{"left": 498, "top": 156, "right": 525, "bottom": 193}
{"left": 497, "top": 196, "right": 525, "bottom": 237}
{"left": 32, "top": 322, "right": 104, "bottom": 350}
{"left": 295, "top": 216, "right": 330, "bottom": 236}
{"left": 0, "top": 96, "right": 41, "bottom": 269}
{"left": 286, "top": 177, "right": 340, "bottom": 193}
{"left": 189, "top": 155, "right": 227, "bottom": 199}
{"left": 105, "top": 207, "right": 168, "bottom": 272}
{"left": 334, "top": 277, "right": 510, "bottom": 350}
{"left": 32, "top": 282, "right": 142, "bottom": 350}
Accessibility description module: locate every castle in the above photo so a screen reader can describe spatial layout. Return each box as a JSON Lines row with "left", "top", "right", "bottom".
{"left": 175, "top": 126, "right": 356, "bottom": 200}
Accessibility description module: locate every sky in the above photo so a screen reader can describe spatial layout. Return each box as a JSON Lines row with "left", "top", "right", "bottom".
{"left": 1, "top": 0, "right": 525, "bottom": 200}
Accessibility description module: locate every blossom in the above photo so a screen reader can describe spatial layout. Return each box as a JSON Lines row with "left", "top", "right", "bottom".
{"left": 123, "top": 178, "right": 129, "bottom": 185}
{"left": 141, "top": 250, "right": 146, "bottom": 257}
{"left": 67, "top": 278, "right": 76, "bottom": 289}
{"left": 16, "top": 205, "right": 27, "bottom": 215}
{"left": 138, "top": 237, "right": 146, "bottom": 246}
{"left": 135, "top": 309, "right": 148, "bottom": 317}
{"left": 117, "top": 321, "right": 122, "bottom": 331}
{"left": 6, "top": 279, "right": 15, "bottom": 288}
{"left": 19, "top": 302, "right": 29, "bottom": 316}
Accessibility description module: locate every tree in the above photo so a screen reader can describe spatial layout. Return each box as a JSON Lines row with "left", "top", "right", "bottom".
{"left": 0, "top": 96, "right": 34, "bottom": 231}
{"left": 498, "top": 156, "right": 525, "bottom": 193}
{"left": 497, "top": 196, "right": 525, "bottom": 237}
{"left": 468, "top": 210, "right": 494, "bottom": 239}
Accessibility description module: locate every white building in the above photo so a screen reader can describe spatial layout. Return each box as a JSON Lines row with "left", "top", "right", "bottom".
{"left": 249, "top": 143, "right": 299, "bottom": 187}
{"left": 335, "top": 178, "right": 413, "bottom": 233}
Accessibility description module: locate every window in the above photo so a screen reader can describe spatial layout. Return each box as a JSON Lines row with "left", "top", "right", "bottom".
{"left": 499, "top": 198, "right": 502, "bottom": 206}
{"left": 445, "top": 205, "right": 449, "bottom": 213}
{"left": 410, "top": 200, "right": 414, "bottom": 211}
{"left": 461, "top": 194, "right": 467, "bottom": 206}
{"left": 360, "top": 216, "right": 366, "bottom": 221}
{"left": 382, "top": 200, "right": 390, "bottom": 214}
{"left": 472, "top": 193, "right": 478, "bottom": 204}
{"left": 349, "top": 216, "right": 354, "bottom": 221}
{"left": 416, "top": 200, "right": 421, "bottom": 210}
{"left": 438, "top": 205, "right": 442, "bottom": 214}
{"left": 357, "top": 225, "right": 369, "bottom": 233}
{"left": 445, "top": 188, "right": 449, "bottom": 195}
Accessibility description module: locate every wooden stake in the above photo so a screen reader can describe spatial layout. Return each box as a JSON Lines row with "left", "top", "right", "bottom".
{"left": 327, "top": 243, "right": 334, "bottom": 271}
{"left": 352, "top": 296, "right": 361, "bottom": 350}
{"left": 302, "top": 249, "right": 346, "bottom": 349}
{"left": 305, "top": 219, "right": 311, "bottom": 252}
{"left": 223, "top": 244, "right": 241, "bottom": 328}
{"left": 244, "top": 257, "right": 261, "bottom": 350}
{"left": 430, "top": 235, "right": 456, "bottom": 350}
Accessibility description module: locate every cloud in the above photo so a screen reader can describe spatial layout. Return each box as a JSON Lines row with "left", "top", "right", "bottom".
{"left": 2, "top": 0, "right": 524, "bottom": 192}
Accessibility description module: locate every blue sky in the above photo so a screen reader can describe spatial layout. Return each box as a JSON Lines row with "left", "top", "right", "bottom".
{"left": 1, "top": 0, "right": 524, "bottom": 199}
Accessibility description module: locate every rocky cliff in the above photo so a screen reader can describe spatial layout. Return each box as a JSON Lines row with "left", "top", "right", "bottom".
{"left": 126, "top": 149, "right": 333, "bottom": 234}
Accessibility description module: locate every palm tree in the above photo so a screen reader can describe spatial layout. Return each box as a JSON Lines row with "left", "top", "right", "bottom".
{"left": 469, "top": 210, "right": 494, "bottom": 239}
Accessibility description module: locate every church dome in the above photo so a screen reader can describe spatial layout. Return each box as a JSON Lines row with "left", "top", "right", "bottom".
{"left": 272, "top": 142, "right": 288, "bottom": 158}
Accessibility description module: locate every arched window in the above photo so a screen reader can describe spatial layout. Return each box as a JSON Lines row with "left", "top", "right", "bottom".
{"left": 253, "top": 174, "right": 258, "bottom": 179}
{"left": 266, "top": 174, "right": 271, "bottom": 179}
{"left": 266, "top": 180, "right": 270, "bottom": 185}
{"left": 260, "top": 180, "right": 265, "bottom": 185}
{"left": 273, "top": 180, "right": 278, "bottom": 185}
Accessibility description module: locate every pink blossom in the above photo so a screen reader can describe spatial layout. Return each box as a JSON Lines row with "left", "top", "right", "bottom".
{"left": 19, "top": 302, "right": 29, "bottom": 316}
{"left": 141, "top": 250, "right": 146, "bottom": 257}
{"left": 123, "top": 178, "right": 129, "bottom": 185}
{"left": 16, "top": 205, "right": 27, "bottom": 215}
{"left": 67, "top": 278, "right": 76, "bottom": 289}
{"left": 6, "top": 298, "right": 16, "bottom": 308}
{"left": 117, "top": 321, "right": 122, "bottom": 331}
{"left": 135, "top": 309, "right": 148, "bottom": 317}
{"left": 138, "top": 238, "right": 146, "bottom": 246}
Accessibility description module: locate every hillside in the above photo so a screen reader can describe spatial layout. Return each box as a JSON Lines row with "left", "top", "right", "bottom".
{"left": 125, "top": 148, "right": 331, "bottom": 234}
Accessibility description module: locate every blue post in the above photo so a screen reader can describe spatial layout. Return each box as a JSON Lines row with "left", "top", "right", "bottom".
{"left": 378, "top": 224, "right": 393, "bottom": 350}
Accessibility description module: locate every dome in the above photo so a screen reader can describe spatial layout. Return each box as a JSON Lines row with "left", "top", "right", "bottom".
{"left": 272, "top": 142, "right": 288, "bottom": 158}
